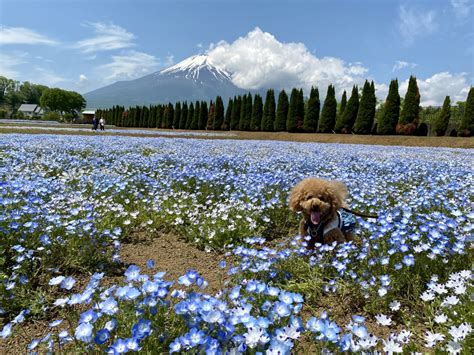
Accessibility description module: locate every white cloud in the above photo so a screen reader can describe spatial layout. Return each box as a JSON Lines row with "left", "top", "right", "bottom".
{"left": 392, "top": 60, "right": 417, "bottom": 72}
{"left": 0, "top": 53, "right": 25, "bottom": 78}
{"left": 399, "top": 72, "right": 471, "bottom": 106}
{"left": 0, "top": 26, "right": 57, "bottom": 45}
{"left": 450, "top": 0, "right": 472, "bottom": 19}
{"left": 207, "top": 27, "right": 369, "bottom": 97}
{"left": 164, "top": 55, "right": 174, "bottom": 66}
{"left": 79, "top": 74, "right": 88, "bottom": 83}
{"left": 75, "top": 22, "right": 135, "bottom": 53}
{"left": 99, "top": 50, "right": 159, "bottom": 82}
{"left": 34, "top": 67, "right": 66, "bottom": 86}
{"left": 397, "top": 6, "right": 438, "bottom": 45}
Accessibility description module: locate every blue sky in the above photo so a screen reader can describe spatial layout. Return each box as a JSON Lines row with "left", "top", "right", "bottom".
{"left": 0, "top": 0, "right": 473, "bottom": 105}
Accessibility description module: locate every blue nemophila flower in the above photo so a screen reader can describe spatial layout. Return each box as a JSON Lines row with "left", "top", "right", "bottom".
{"left": 146, "top": 259, "right": 155, "bottom": 269}
{"left": 126, "top": 337, "right": 141, "bottom": 351}
{"left": 124, "top": 265, "right": 141, "bottom": 282}
{"left": 0, "top": 323, "right": 12, "bottom": 339}
{"left": 79, "top": 309, "right": 98, "bottom": 324}
{"left": 49, "top": 319, "right": 62, "bottom": 327}
{"left": 99, "top": 297, "right": 118, "bottom": 315}
{"left": 132, "top": 319, "right": 152, "bottom": 339}
{"left": 403, "top": 254, "right": 415, "bottom": 266}
{"left": 75, "top": 323, "right": 93, "bottom": 343}
{"left": 48, "top": 276, "right": 65, "bottom": 286}
{"left": 60, "top": 276, "right": 76, "bottom": 290}
{"left": 94, "top": 329, "right": 110, "bottom": 345}
{"left": 109, "top": 338, "right": 128, "bottom": 353}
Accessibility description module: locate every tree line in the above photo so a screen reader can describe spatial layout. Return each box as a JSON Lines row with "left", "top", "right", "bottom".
{"left": 0, "top": 76, "right": 86, "bottom": 120}
{"left": 97, "top": 77, "right": 473, "bottom": 137}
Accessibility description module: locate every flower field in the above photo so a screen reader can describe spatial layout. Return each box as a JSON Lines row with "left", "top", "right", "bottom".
{"left": 0, "top": 133, "right": 472, "bottom": 353}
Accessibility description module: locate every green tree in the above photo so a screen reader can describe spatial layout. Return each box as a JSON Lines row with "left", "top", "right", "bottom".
{"left": 377, "top": 79, "right": 400, "bottom": 135}
{"left": 335, "top": 85, "right": 359, "bottom": 133}
{"left": 250, "top": 94, "right": 263, "bottom": 131}
{"left": 239, "top": 93, "right": 252, "bottom": 131}
{"left": 0, "top": 76, "right": 16, "bottom": 106}
{"left": 459, "top": 87, "right": 474, "bottom": 136}
{"left": 274, "top": 90, "right": 289, "bottom": 131}
{"left": 186, "top": 102, "right": 194, "bottom": 129}
{"left": 432, "top": 96, "right": 451, "bottom": 136}
{"left": 222, "top": 98, "right": 233, "bottom": 130}
{"left": 207, "top": 101, "right": 215, "bottom": 130}
{"left": 303, "top": 86, "right": 320, "bottom": 132}
{"left": 190, "top": 101, "right": 199, "bottom": 129}
{"left": 173, "top": 102, "right": 181, "bottom": 128}
{"left": 318, "top": 85, "right": 337, "bottom": 133}
{"left": 156, "top": 105, "right": 163, "bottom": 128}
{"left": 230, "top": 96, "right": 241, "bottom": 130}
{"left": 261, "top": 89, "right": 276, "bottom": 131}
{"left": 198, "top": 101, "right": 208, "bottom": 129}
{"left": 179, "top": 102, "right": 188, "bottom": 129}
{"left": 213, "top": 96, "right": 225, "bottom": 130}
{"left": 354, "top": 80, "right": 376, "bottom": 134}
{"left": 397, "top": 75, "right": 420, "bottom": 135}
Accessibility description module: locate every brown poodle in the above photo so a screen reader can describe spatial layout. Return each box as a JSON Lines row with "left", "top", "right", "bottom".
{"left": 289, "top": 178, "right": 355, "bottom": 249}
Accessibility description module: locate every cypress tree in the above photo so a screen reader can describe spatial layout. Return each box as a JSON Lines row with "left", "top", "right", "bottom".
{"left": 230, "top": 96, "right": 241, "bottom": 130}
{"left": 336, "top": 85, "right": 359, "bottom": 133}
{"left": 239, "top": 94, "right": 247, "bottom": 130}
{"left": 397, "top": 75, "right": 420, "bottom": 135}
{"left": 303, "top": 86, "right": 320, "bottom": 132}
{"left": 186, "top": 102, "right": 194, "bottom": 129}
{"left": 295, "top": 89, "right": 305, "bottom": 131}
{"left": 198, "top": 101, "right": 208, "bottom": 130}
{"left": 134, "top": 106, "right": 141, "bottom": 127}
{"left": 274, "top": 90, "right": 289, "bottom": 131}
{"left": 432, "top": 96, "right": 451, "bottom": 136}
{"left": 250, "top": 94, "right": 263, "bottom": 131}
{"left": 190, "top": 101, "right": 199, "bottom": 130}
{"left": 148, "top": 106, "right": 155, "bottom": 128}
{"left": 173, "top": 102, "right": 181, "bottom": 129}
{"left": 222, "top": 98, "right": 233, "bottom": 131}
{"left": 459, "top": 87, "right": 474, "bottom": 136}
{"left": 179, "top": 102, "right": 188, "bottom": 129}
{"left": 213, "top": 96, "right": 225, "bottom": 130}
{"left": 261, "top": 89, "right": 276, "bottom": 131}
{"left": 207, "top": 101, "right": 215, "bottom": 130}
{"left": 318, "top": 85, "right": 337, "bottom": 133}
{"left": 156, "top": 105, "right": 163, "bottom": 129}
{"left": 338, "top": 90, "right": 347, "bottom": 123}
{"left": 377, "top": 79, "right": 400, "bottom": 135}
{"left": 161, "top": 105, "right": 170, "bottom": 128}
{"left": 354, "top": 80, "right": 376, "bottom": 134}
{"left": 287, "top": 88, "right": 298, "bottom": 132}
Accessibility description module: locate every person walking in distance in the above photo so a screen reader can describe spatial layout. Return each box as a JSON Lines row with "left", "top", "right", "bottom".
{"left": 92, "top": 116, "right": 98, "bottom": 131}
{"left": 99, "top": 116, "right": 105, "bottom": 131}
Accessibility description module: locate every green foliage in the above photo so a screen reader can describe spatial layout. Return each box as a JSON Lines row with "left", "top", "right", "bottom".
{"left": 459, "top": 87, "right": 473, "bottom": 136}
{"left": 377, "top": 79, "right": 400, "bottom": 135}
{"left": 397, "top": 76, "right": 420, "bottom": 135}
{"left": 250, "top": 94, "right": 263, "bottom": 131}
{"left": 185, "top": 102, "right": 194, "bottom": 129}
{"left": 213, "top": 96, "right": 225, "bottom": 130}
{"left": 198, "top": 101, "right": 208, "bottom": 130}
{"left": 172, "top": 102, "right": 181, "bottom": 129}
{"left": 338, "top": 90, "right": 347, "bottom": 119}
{"left": 274, "top": 90, "right": 289, "bottom": 132}
{"left": 40, "top": 88, "right": 86, "bottom": 114}
{"left": 287, "top": 88, "right": 305, "bottom": 132}
{"left": 432, "top": 96, "right": 451, "bottom": 136}
{"left": 239, "top": 93, "right": 252, "bottom": 131}
{"left": 0, "top": 108, "right": 8, "bottom": 118}
{"left": 335, "top": 85, "right": 359, "bottom": 133}
{"left": 42, "top": 111, "right": 61, "bottom": 121}
{"left": 354, "top": 80, "right": 376, "bottom": 134}
{"left": 179, "top": 102, "right": 188, "bottom": 129}
{"left": 222, "top": 98, "right": 233, "bottom": 131}
{"left": 207, "top": 101, "right": 215, "bottom": 130}
{"left": 190, "top": 101, "right": 199, "bottom": 130}
{"left": 318, "top": 85, "right": 337, "bottom": 133}
{"left": 303, "top": 86, "right": 320, "bottom": 132}
{"left": 230, "top": 96, "right": 241, "bottom": 130}
{"left": 261, "top": 89, "right": 276, "bottom": 131}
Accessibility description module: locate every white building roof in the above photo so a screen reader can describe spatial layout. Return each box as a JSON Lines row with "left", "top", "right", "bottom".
{"left": 19, "top": 104, "right": 39, "bottom": 112}
{"left": 82, "top": 109, "right": 96, "bottom": 115}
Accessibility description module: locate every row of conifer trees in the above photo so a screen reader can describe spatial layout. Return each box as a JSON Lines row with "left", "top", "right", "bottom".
{"left": 96, "top": 76, "right": 473, "bottom": 136}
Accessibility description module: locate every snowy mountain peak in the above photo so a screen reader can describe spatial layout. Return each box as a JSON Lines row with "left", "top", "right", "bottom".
{"left": 159, "top": 54, "right": 231, "bottom": 81}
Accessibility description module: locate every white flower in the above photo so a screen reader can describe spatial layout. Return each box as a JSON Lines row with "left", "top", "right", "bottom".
{"left": 375, "top": 314, "right": 392, "bottom": 326}
{"left": 424, "top": 331, "right": 445, "bottom": 347}
{"left": 420, "top": 291, "right": 436, "bottom": 302}
{"left": 445, "top": 340, "right": 462, "bottom": 354}
{"left": 382, "top": 339, "right": 403, "bottom": 353}
{"left": 389, "top": 300, "right": 401, "bottom": 311}
{"left": 396, "top": 329, "right": 412, "bottom": 344}
{"left": 434, "top": 313, "right": 448, "bottom": 324}
{"left": 441, "top": 295, "right": 459, "bottom": 307}
{"left": 449, "top": 323, "right": 472, "bottom": 342}
{"left": 430, "top": 283, "right": 448, "bottom": 294}
{"left": 453, "top": 284, "right": 466, "bottom": 295}
{"left": 244, "top": 327, "right": 264, "bottom": 349}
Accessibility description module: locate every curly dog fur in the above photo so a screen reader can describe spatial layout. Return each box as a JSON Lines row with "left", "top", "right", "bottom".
{"left": 289, "top": 178, "right": 354, "bottom": 248}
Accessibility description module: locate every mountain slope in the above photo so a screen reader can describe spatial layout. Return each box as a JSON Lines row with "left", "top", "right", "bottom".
{"left": 84, "top": 55, "right": 249, "bottom": 108}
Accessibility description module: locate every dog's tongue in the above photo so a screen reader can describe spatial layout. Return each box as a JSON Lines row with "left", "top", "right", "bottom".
{"left": 311, "top": 211, "right": 321, "bottom": 225}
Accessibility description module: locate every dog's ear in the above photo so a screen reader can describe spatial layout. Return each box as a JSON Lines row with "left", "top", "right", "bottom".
{"left": 329, "top": 181, "right": 348, "bottom": 209}
{"left": 289, "top": 184, "right": 304, "bottom": 212}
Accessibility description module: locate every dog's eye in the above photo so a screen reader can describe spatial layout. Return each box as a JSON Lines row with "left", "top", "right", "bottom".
{"left": 306, "top": 195, "right": 313, "bottom": 200}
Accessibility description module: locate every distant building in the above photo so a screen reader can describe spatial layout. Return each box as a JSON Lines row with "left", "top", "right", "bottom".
{"left": 18, "top": 104, "right": 43, "bottom": 118}
{"left": 81, "top": 109, "right": 96, "bottom": 123}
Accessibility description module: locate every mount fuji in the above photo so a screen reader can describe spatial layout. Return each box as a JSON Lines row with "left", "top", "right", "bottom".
{"left": 84, "top": 55, "right": 250, "bottom": 108}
